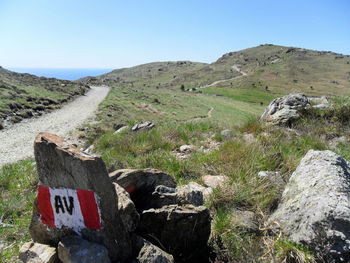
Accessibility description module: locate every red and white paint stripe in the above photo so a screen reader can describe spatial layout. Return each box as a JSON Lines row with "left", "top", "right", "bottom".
{"left": 37, "top": 186, "right": 101, "bottom": 232}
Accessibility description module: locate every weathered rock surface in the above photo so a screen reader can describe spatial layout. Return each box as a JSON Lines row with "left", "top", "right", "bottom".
{"left": 132, "top": 122, "right": 155, "bottom": 132}
{"left": 202, "top": 175, "right": 229, "bottom": 189}
{"left": 114, "top": 182, "right": 140, "bottom": 232}
{"left": 30, "top": 133, "right": 131, "bottom": 262}
{"left": 132, "top": 235, "right": 174, "bottom": 263}
{"left": 260, "top": 93, "right": 310, "bottom": 125}
{"left": 19, "top": 242, "right": 57, "bottom": 263}
{"left": 109, "top": 169, "right": 176, "bottom": 211}
{"left": 269, "top": 150, "right": 350, "bottom": 262}
{"left": 137, "top": 205, "right": 211, "bottom": 262}
{"left": 149, "top": 183, "right": 206, "bottom": 208}
{"left": 58, "top": 236, "right": 110, "bottom": 263}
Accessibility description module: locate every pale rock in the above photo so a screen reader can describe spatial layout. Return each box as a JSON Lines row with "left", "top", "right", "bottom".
{"left": 269, "top": 150, "right": 350, "bottom": 262}
{"left": 19, "top": 242, "right": 57, "bottom": 263}
{"left": 260, "top": 93, "right": 310, "bottom": 125}
{"left": 202, "top": 175, "right": 229, "bottom": 189}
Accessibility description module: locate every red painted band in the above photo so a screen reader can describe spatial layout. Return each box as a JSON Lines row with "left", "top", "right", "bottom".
{"left": 37, "top": 185, "right": 55, "bottom": 228}
{"left": 77, "top": 189, "right": 101, "bottom": 230}
{"left": 125, "top": 184, "right": 137, "bottom": 194}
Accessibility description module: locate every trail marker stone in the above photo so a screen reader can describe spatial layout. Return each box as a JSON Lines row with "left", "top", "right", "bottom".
{"left": 30, "top": 132, "right": 131, "bottom": 261}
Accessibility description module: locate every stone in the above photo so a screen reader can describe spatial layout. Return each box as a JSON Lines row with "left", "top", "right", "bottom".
{"left": 137, "top": 205, "right": 211, "bottom": 262}
{"left": 114, "top": 125, "right": 129, "bottom": 134}
{"left": 132, "top": 122, "right": 155, "bottom": 132}
{"left": 19, "top": 242, "right": 57, "bottom": 263}
{"left": 201, "top": 175, "right": 229, "bottom": 189}
{"left": 109, "top": 169, "right": 176, "bottom": 211}
{"left": 83, "top": 144, "right": 94, "bottom": 154}
{"left": 58, "top": 236, "right": 110, "bottom": 263}
{"left": 312, "top": 103, "right": 329, "bottom": 110}
{"left": 114, "top": 182, "right": 140, "bottom": 232}
{"left": 260, "top": 93, "right": 310, "bottom": 125}
{"left": 30, "top": 132, "right": 131, "bottom": 262}
{"left": 132, "top": 235, "right": 174, "bottom": 263}
{"left": 149, "top": 183, "right": 206, "bottom": 208}
{"left": 269, "top": 150, "right": 350, "bottom": 262}
{"left": 179, "top": 144, "right": 195, "bottom": 153}
{"left": 176, "top": 183, "right": 205, "bottom": 206}
{"left": 220, "top": 129, "right": 233, "bottom": 139}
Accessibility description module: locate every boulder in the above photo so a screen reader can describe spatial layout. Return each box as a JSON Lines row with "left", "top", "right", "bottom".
{"left": 30, "top": 133, "right": 131, "bottom": 262}
{"left": 269, "top": 150, "right": 350, "bottom": 262}
{"left": 179, "top": 145, "right": 195, "bottom": 153}
{"left": 132, "top": 235, "right": 174, "bottom": 263}
{"left": 137, "top": 205, "right": 211, "bottom": 262}
{"left": 260, "top": 93, "right": 310, "bottom": 125}
{"left": 19, "top": 242, "right": 57, "bottom": 263}
{"left": 109, "top": 169, "right": 176, "bottom": 211}
{"left": 201, "top": 175, "right": 229, "bottom": 189}
{"left": 114, "top": 183, "right": 140, "bottom": 232}
{"left": 132, "top": 122, "right": 155, "bottom": 132}
{"left": 58, "top": 236, "right": 110, "bottom": 263}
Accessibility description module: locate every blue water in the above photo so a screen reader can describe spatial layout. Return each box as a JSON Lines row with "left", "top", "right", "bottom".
{"left": 8, "top": 68, "right": 113, "bottom": 81}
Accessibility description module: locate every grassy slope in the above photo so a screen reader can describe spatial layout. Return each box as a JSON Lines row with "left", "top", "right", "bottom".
{"left": 0, "top": 67, "right": 89, "bottom": 124}
{"left": 1, "top": 45, "right": 350, "bottom": 262}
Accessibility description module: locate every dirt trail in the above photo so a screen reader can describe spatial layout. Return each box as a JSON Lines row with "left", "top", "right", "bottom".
{"left": 0, "top": 86, "right": 110, "bottom": 166}
{"left": 199, "top": 64, "right": 247, "bottom": 89}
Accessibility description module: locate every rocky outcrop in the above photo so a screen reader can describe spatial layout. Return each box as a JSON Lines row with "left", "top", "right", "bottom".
{"left": 19, "top": 242, "right": 57, "bottom": 263}
{"left": 269, "top": 150, "right": 350, "bottom": 262}
{"left": 30, "top": 133, "right": 131, "bottom": 262}
{"left": 260, "top": 93, "right": 310, "bottom": 125}
{"left": 137, "top": 205, "right": 211, "bottom": 262}
{"left": 58, "top": 236, "right": 110, "bottom": 263}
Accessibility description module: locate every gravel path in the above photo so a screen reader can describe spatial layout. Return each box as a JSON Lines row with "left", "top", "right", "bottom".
{"left": 199, "top": 64, "right": 247, "bottom": 89}
{"left": 0, "top": 86, "right": 110, "bottom": 166}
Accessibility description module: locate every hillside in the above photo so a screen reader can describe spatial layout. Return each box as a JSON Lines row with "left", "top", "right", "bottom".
{"left": 1, "top": 45, "right": 350, "bottom": 263}
{"left": 0, "top": 67, "right": 89, "bottom": 129}
{"left": 80, "top": 44, "right": 350, "bottom": 131}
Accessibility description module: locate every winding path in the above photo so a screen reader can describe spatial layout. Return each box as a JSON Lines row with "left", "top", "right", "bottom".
{"left": 199, "top": 64, "right": 247, "bottom": 89}
{"left": 0, "top": 86, "right": 110, "bottom": 166}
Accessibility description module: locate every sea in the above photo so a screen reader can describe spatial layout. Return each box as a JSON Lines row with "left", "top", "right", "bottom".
{"left": 7, "top": 68, "right": 113, "bottom": 81}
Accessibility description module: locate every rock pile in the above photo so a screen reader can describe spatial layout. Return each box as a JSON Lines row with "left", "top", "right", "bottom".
{"left": 20, "top": 133, "right": 211, "bottom": 263}
{"left": 260, "top": 93, "right": 331, "bottom": 126}
{"left": 260, "top": 93, "right": 310, "bottom": 125}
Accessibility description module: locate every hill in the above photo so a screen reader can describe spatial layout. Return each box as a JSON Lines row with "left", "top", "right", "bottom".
{"left": 81, "top": 44, "right": 350, "bottom": 130}
{"left": 1, "top": 45, "right": 350, "bottom": 262}
{"left": 0, "top": 67, "right": 89, "bottom": 129}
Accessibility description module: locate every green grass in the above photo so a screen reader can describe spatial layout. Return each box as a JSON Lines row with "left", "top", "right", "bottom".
{"left": 0, "top": 160, "right": 37, "bottom": 262}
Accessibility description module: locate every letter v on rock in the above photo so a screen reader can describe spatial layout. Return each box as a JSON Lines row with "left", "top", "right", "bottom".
{"left": 37, "top": 185, "right": 102, "bottom": 233}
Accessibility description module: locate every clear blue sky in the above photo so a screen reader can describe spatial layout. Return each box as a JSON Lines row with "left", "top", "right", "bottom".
{"left": 0, "top": 0, "right": 349, "bottom": 69}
